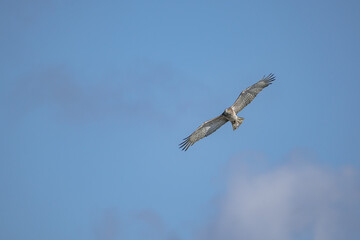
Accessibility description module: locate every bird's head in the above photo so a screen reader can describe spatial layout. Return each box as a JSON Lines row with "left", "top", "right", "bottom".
{"left": 222, "top": 107, "right": 232, "bottom": 117}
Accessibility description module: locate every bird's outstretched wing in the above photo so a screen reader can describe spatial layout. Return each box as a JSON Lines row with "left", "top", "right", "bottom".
{"left": 179, "top": 115, "right": 228, "bottom": 151}
{"left": 232, "top": 73, "right": 275, "bottom": 114}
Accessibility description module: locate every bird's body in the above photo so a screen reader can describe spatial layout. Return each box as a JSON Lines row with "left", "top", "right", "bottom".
{"left": 179, "top": 73, "right": 275, "bottom": 151}
{"left": 223, "top": 107, "right": 244, "bottom": 130}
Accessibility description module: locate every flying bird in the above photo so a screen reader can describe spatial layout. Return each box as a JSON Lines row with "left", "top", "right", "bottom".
{"left": 179, "top": 73, "right": 275, "bottom": 151}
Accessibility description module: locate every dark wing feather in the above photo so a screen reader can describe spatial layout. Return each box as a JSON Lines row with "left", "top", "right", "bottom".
{"left": 179, "top": 115, "right": 228, "bottom": 151}
{"left": 232, "top": 73, "right": 275, "bottom": 114}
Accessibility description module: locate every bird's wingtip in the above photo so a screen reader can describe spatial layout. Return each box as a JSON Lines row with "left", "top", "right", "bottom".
{"left": 263, "top": 73, "right": 276, "bottom": 83}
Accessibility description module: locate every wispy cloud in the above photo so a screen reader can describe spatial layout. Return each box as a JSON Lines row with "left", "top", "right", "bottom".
{"left": 198, "top": 154, "right": 360, "bottom": 240}
{"left": 93, "top": 208, "right": 121, "bottom": 240}
{"left": 2, "top": 66, "right": 172, "bottom": 125}
{"left": 135, "top": 209, "right": 180, "bottom": 240}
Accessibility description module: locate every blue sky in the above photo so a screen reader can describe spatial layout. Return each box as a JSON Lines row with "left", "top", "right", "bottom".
{"left": 1, "top": 0, "right": 360, "bottom": 239}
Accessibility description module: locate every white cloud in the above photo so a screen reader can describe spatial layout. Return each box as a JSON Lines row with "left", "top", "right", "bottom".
{"left": 199, "top": 159, "right": 360, "bottom": 240}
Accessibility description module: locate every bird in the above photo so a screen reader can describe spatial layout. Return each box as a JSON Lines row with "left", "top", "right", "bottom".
{"left": 179, "top": 73, "right": 275, "bottom": 151}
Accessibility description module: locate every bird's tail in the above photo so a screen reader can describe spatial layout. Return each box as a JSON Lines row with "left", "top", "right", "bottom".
{"left": 232, "top": 117, "right": 244, "bottom": 131}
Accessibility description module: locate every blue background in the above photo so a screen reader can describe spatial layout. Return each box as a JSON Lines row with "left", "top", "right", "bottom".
{"left": 1, "top": 1, "right": 360, "bottom": 239}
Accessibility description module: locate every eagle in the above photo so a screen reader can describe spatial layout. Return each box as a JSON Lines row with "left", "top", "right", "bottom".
{"left": 179, "top": 73, "right": 275, "bottom": 151}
